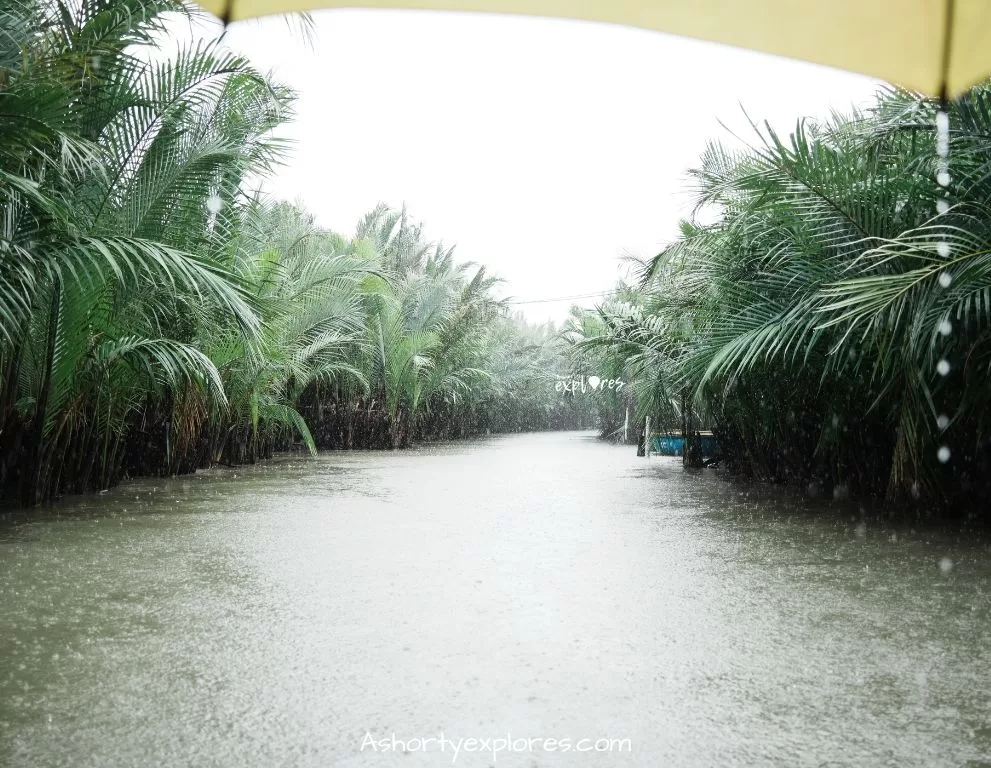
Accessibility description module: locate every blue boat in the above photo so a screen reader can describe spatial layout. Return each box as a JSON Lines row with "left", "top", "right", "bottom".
{"left": 650, "top": 431, "right": 718, "bottom": 458}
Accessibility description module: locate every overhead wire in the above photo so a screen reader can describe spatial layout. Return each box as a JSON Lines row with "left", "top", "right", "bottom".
{"left": 504, "top": 289, "right": 620, "bottom": 305}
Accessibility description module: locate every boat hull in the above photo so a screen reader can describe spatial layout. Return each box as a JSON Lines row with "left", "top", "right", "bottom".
{"left": 651, "top": 434, "right": 718, "bottom": 457}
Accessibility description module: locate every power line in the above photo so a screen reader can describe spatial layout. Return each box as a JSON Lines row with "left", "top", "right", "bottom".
{"left": 505, "top": 289, "right": 619, "bottom": 305}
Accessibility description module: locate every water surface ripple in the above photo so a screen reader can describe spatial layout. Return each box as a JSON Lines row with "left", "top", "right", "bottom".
{"left": 2, "top": 432, "right": 989, "bottom": 767}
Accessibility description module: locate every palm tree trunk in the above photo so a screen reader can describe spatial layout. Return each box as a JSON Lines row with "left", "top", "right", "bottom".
{"left": 24, "top": 278, "right": 61, "bottom": 506}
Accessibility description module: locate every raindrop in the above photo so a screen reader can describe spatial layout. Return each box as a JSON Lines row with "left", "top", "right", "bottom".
{"left": 894, "top": 199, "right": 906, "bottom": 213}
{"left": 939, "top": 556, "right": 953, "bottom": 574}
{"left": 937, "top": 414, "right": 949, "bottom": 430}
{"left": 936, "top": 198, "right": 950, "bottom": 215}
{"left": 936, "top": 241, "right": 951, "bottom": 258}
{"left": 938, "top": 272, "right": 952, "bottom": 288}
{"left": 938, "top": 319, "right": 952, "bottom": 336}
{"left": 834, "top": 484, "right": 850, "bottom": 501}
{"left": 936, "top": 109, "right": 950, "bottom": 137}
{"left": 937, "top": 445, "right": 951, "bottom": 463}
{"left": 916, "top": 669, "right": 929, "bottom": 704}
{"left": 936, "top": 124, "right": 950, "bottom": 155}
{"left": 936, "top": 169, "right": 951, "bottom": 187}
{"left": 90, "top": 55, "right": 101, "bottom": 72}
{"left": 206, "top": 195, "right": 223, "bottom": 214}
{"left": 936, "top": 359, "right": 951, "bottom": 376}
{"left": 854, "top": 521, "right": 866, "bottom": 537}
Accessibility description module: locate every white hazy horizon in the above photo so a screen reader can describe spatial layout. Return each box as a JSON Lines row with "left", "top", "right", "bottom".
{"left": 174, "top": 9, "right": 881, "bottom": 322}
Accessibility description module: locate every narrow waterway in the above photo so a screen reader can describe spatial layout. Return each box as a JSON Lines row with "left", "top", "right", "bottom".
{"left": 2, "top": 432, "right": 989, "bottom": 767}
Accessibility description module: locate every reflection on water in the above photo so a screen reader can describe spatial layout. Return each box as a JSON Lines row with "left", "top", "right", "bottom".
{"left": 1, "top": 432, "right": 989, "bottom": 767}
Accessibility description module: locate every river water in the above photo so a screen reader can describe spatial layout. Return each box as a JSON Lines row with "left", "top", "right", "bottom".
{"left": 1, "top": 432, "right": 989, "bottom": 767}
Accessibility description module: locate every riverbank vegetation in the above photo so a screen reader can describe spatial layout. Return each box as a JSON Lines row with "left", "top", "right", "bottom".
{"left": 567, "top": 87, "right": 991, "bottom": 511}
{"left": 13, "top": 0, "right": 988, "bottom": 513}
{"left": 0, "top": 0, "right": 588, "bottom": 505}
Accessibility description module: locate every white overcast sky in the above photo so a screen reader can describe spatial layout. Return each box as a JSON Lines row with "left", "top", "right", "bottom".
{"left": 180, "top": 9, "right": 880, "bottom": 322}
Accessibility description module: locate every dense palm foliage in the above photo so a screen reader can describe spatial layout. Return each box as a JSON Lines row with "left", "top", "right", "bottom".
{"left": 0, "top": 0, "right": 587, "bottom": 505}
{"left": 0, "top": 0, "right": 281, "bottom": 504}
{"left": 295, "top": 204, "right": 594, "bottom": 449}
{"left": 569, "top": 87, "right": 991, "bottom": 510}
{"left": 560, "top": 301, "right": 636, "bottom": 441}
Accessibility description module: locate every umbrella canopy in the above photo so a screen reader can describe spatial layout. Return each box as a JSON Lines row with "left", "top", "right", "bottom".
{"left": 198, "top": 0, "right": 988, "bottom": 99}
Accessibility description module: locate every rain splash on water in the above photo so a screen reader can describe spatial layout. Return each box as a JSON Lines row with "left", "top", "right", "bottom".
{"left": 1, "top": 433, "right": 990, "bottom": 767}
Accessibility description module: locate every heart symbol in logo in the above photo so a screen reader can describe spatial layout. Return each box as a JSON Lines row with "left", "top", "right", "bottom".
{"left": 587, "top": 376, "right": 601, "bottom": 389}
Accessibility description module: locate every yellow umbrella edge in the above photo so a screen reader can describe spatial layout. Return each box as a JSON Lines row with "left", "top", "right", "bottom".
{"left": 193, "top": 0, "right": 991, "bottom": 99}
